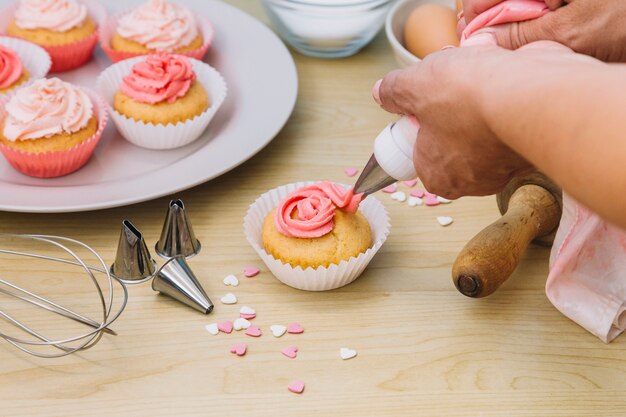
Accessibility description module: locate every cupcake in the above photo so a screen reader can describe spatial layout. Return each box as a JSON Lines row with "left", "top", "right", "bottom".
{"left": 96, "top": 53, "right": 227, "bottom": 150}
{"left": 2, "top": 0, "right": 104, "bottom": 72}
{"left": 0, "top": 77, "right": 107, "bottom": 178}
{"left": 0, "top": 44, "right": 29, "bottom": 94}
{"left": 263, "top": 182, "right": 372, "bottom": 269}
{"left": 244, "top": 181, "right": 391, "bottom": 291}
{"left": 101, "top": 0, "right": 214, "bottom": 63}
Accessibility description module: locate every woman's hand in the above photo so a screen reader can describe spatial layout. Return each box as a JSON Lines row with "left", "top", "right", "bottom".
{"left": 460, "top": 0, "right": 626, "bottom": 62}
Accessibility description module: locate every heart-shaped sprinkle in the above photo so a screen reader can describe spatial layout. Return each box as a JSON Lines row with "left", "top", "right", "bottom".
{"left": 382, "top": 184, "right": 397, "bottom": 193}
{"left": 281, "top": 345, "right": 298, "bottom": 359}
{"left": 344, "top": 167, "right": 358, "bottom": 177}
{"left": 270, "top": 324, "right": 287, "bottom": 337}
{"left": 437, "top": 196, "right": 452, "bottom": 204}
{"left": 233, "top": 317, "right": 251, "bottom": 331}
{"left": 287, "top": 323, "right": 304, "bottom": 334}
{"left": 218, "top": 321, "right": 233, "bottom": 334}
{"left": 390, "top": 191, "right": 407, "bottom": 202}
{"left": 437, "top": 216, "right": 454, "bottom": 226}
{"left": 287, "top": 380, "right": 305, "bottom": 394}
{"left": 240, "top": 313, "right": 256, "bottom": 320}
{"left": 245, "top": 325, "right": 262, "bottom": 337}
{"left": 223, "top": 274, "right": 239, "bottom": 287}
{"left": 220, "top": 293, "right": 237, "bottom": 304}
{"left": 230, "top": 343, "right": 247, "bottom": 356}
{"left": 243, "top": 266, "right": 260, "bottom": 277}
{"left": 240, "top": 306, "right": 255, "bottom": 316}
{"left": 205, "top": 323, "right": 219, "bottom": 335}
{"left": 424, "top": 195, "right": 440, "bottom": 206}
{"left": 410, "top": 189, "right": 425, "bottom": 198}
{"left": 407, "top": 196, "right": 423, "bottom": 207}
{"left": 403, "top": 179, "right": 418, "bottom": 187}
{"left": 340, "top": 347, "right": 357, "bottom": 360}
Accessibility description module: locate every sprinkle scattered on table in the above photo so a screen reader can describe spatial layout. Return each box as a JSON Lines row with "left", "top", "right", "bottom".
{"left": 344, "top": 167, "right": 358, "bottom": 177}
{"left": 245, "top": 325, "right": 262, "bottom": 337}
{"left": 437, "top": 216, "right": 454, "bottom": 227}
{"left": 220, "top": 293, "right": 237, "bottom": 304}
{"left": 223, "top": 274, "right": 239, "bottom": 286}
{"left": 243, "top": 266, "right": 260, "bottom": 277}
{"left": 281, "top": 346, "right": 298, "bottom": 359}
{"left": 230, "top": 343, "right": 247, "bottom": 356}
{"left": 287, "top": 323, "right": 304, "bottom": 334}
{"left": 340, "top": 347, "right": 357, "bottom": 360}
{"left": 288, "top": 380, "right": 305, "bottom": 394}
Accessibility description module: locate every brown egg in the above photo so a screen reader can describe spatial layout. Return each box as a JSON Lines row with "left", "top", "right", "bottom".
{"left": 456, "top": 0, "right": 463, "bottom": 15}
{"left": 403, "top": 4, "right": 460, "bottom": 59}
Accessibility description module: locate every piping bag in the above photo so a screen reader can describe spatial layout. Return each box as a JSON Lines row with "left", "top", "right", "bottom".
{"left": 355, "top": 0, "right": 625, "bottom": 342}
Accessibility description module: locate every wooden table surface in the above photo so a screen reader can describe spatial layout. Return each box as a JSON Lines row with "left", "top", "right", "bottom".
{"left": 0, "top": 1, "right": 624, "bottom": 416}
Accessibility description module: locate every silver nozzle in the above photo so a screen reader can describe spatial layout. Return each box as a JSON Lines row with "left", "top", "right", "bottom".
{"left": 155, "top": 199, "right": 201, "bottom": 259}
{"left": 353, "top": 154, "right": 397, "bottom": 198}
{"left": 152, "top": 256, "right": 213, "bottom": 314}
{"left": 110, "top": 220, "right": 158, "bottom": 285}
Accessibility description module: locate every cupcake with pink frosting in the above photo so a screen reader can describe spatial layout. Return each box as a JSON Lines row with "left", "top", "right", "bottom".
{"left": 0, "top": 44, "right": 30, "bottom": 94}
{"left": 244, "top": 181, "right": 391, "bottom": 291}
{"left": 0, "top": 0, "right": 106, "bottom": 72}
{"left": 0, "top": 77, "right": 108, "bottom": 177}
{"left": 96, "top": 53, "right": 226, "bottom": 150}
{"left": 101, "top": 0, "right": 214, "bottom": 63}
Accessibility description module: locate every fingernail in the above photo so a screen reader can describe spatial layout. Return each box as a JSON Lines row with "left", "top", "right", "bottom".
{"left": 461, "top": 32, "right": 497, "bottom": 47}
{"left": 441, "top": 45, "right": 456, "bottom": 51}
{"left": 372, "top": 79, "right": 382, "bottom": 105}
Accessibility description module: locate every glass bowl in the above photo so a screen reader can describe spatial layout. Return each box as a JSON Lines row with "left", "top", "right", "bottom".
{"left": 262, "top": 0, "right": 395, "bottom": 58}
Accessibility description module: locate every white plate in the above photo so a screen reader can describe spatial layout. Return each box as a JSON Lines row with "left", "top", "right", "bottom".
{"left": 0, "top": 0, "right": 298, "bottom": 213}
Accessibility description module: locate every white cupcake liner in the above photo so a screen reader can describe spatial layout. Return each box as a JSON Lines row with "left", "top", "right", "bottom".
{"left": 0, "top": 36, "right": 51, "bottom": 95}
{"left": 95, "top": 55, "right": 227, "bottom": 150}
{"left": 244, "top": 181, "right": 391, "bottom": 291}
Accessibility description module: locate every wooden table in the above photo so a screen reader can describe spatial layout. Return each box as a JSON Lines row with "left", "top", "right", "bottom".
{"left": 0, "top": 2, "right": 624, "bottom": 416}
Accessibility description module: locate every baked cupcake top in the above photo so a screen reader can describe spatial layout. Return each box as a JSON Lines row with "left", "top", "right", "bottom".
{"left": 120, "top": 53, "right": 196, "bottom": 104}
{"left": 274, "top": 182, "right": 363, "bottom": 238}
{"left": 116, "top": 0, "right": 198, "bottom": 52}
{"left": 0, "top": 45, "right": 23, "bottom": 90}
{"left": 14, "top": 0, "right": 88, "bottom": 32}
{"left": 3, "top": 77, "right": 93, "bottom": 141}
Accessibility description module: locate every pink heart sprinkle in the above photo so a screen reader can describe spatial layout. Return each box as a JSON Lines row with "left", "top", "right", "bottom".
{"left": 245, "top": 325, "right": 262, "bottom": 337}
{"left": 382, "top": 184, "right": 397, "bottom": 193}
{"left": 344, "top": 167, "right": 358, "bottom": 177}
{"left": 243, "top": 266, "right": 260, "bottom": 277}
{"left": 288, "top": 380, "right": 305, "bottom": 394}
{"left": 218, "top": 321, "right": 233, "bottom": 334}
{"left": 287, "top": 323, "right": 304, "bottom": 334}
{"left": 240, "top": 313, "right": 256, "bottom": 320}
{"left": 424, "top": 195, "right": 440, "bottom": 206}
{"left": 410, "top": 188, "right": 425, "bottom": 198}
{"left": 230, "top": 343, "right": 247, "bottom": 356}
{"left": 281, "top": 346, "right": 298, "bottom": 359}
{"left": 403, "top": 179, "right": 418, "bottom": 187}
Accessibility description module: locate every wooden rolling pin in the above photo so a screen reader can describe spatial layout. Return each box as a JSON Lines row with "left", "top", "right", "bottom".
{"left": 452, "top": 173, "right": 562, "bottom": 298}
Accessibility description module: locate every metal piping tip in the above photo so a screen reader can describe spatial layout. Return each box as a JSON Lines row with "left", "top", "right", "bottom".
{"left": 152, "top": 256, "right": 213, "bottom": 314}
{"left": 353, "top": 154, "right": 397, "bottom": 198}
{"left": 155, "top": 199, "right": 201, "bottom": 259}
{"left": 110, "top": 220, "right": 158, "bottom": 285}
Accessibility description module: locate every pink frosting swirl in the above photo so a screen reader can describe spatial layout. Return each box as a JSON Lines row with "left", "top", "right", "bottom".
{"left": 274, "top": 182, "right": 364, "bottom": 238}
{"left": 14, "top": 0, "right": 88, "bottom": 32}
{"left": 0, "top": 45, "right": 23, "bottom": 90}
{"left": 119, "top": 53, "right": 195, "bottom": 104}
{"left": 117, "top": 0, "right": 198, "bottom": 52}
{"left": 3, "top": 78, "right": 93, "bottom": 141}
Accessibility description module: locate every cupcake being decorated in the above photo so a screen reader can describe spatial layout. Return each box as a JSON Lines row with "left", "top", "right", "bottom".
{"left": 3, "top": 0, "right": 104, "bottom": 72}
{"left": 0, "top": 44, "right": 29, "bottom": 94}
{"left": 102, "top": 0, "right": 213, "bottom": 62}
{"left": 0, "top": 77, "right": 107, "bottom": 177}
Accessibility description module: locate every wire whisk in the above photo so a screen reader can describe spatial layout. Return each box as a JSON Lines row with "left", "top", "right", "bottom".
{"left": 0, "top": 234, "right": 128, "bottom": 358}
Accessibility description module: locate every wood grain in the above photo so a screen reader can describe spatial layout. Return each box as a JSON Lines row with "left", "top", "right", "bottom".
{"left": 0, "top": 1, "right": 623, "bottom": 416}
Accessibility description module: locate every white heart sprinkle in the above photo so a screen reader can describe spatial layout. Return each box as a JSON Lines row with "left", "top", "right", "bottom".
{"left": 240, "top": 306, "right": 255, "bottom": 315}
{"left": 407, "top": 196, "right": 423, "bottom": 207}
{"left": 270, "top": 324, "right": 287, "bottom": 338}
{"left": 233, "top": 317, "right": 251, "bottom": 331}
{"left": 391, "top": 191, "right": 407, "bottom": 202}
{"left": 437, "top": 196, "right": 452, "bottom": 204}
{"left": 205, "top": 323, "right": 219, "bottom": 335}
{"left": 220, "top": 293, "right": 237, "bottom": 304}
{"left": 340, "top": 347, "right": 357, "bottom": 360}
{"left": 437, "top": 216, "right": 454, "bottom": 226}
{"left": 223, "top": 274, "right": 239, "bottom": 287}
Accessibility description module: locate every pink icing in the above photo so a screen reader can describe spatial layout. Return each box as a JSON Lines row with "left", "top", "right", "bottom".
{"left": 14, "top": 0, "right": 88, "bottom": 32}
{"left": 3, "top": 77, "right": 93, "bottom": 141}
{"left": 0, "top": 45, "right": 23, "bottom": 90}
{"left": 119, "top": 53, "right": 195, "bottom": 104}
{"left": 274, "top": 182, "right": 364, "bottom": 238}
{"left": 117, "top": 0, "right": 198, "bottom": 52}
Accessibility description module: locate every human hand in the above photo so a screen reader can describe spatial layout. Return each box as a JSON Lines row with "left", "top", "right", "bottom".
{"left": 460, "top": 0, "right": 626, "bottom": 62}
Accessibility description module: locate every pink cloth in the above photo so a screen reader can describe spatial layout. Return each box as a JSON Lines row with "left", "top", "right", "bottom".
{"left": 465, "top": 0, "right": 626, "bottom": 342}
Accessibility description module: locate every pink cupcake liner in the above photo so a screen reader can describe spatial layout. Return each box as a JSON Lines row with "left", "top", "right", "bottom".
{"left": 100, "top": 11, "right": 214, "bottom": 63}
{"left": 0, "top": 88, "right": 109, "bottom": 178}
{"left": 0, "top": 0, "right": 107, "bottom": 73}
